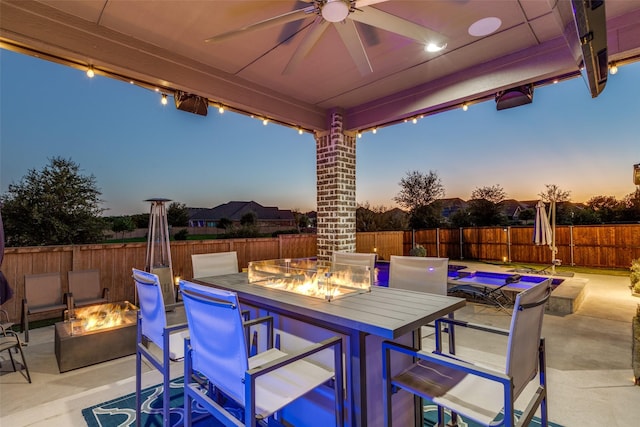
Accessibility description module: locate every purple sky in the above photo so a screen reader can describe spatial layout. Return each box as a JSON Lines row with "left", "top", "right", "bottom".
{"left": 1, "top": 50, "right": 639, "bottom": 215}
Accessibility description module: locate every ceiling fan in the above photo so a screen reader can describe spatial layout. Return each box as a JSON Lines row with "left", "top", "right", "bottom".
{"left": 205, "top": 0, "right": 447, "bottom": 76}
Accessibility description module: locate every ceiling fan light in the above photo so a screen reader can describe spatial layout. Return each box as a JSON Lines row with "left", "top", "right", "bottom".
{"left": 322, "top": 0, "right": 350, "bottom": 23}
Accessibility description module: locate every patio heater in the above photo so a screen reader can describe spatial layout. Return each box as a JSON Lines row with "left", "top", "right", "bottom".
{"left": 144, "top": 198, "right": 175, "bottom": 306}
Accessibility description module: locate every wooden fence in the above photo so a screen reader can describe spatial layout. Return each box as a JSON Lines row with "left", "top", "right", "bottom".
{"left": 3, "top": 224, "right": 638, "bottom": 324}
{"left": 407, "top": 224, "right": 640, "bottom": 268}
{"left": 1, "top": 234, "right": 317, "bottom": 324}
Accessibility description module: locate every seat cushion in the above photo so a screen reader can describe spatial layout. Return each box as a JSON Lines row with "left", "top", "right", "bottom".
{"left": 248, "top": 348, "right": 335, "bottom": 419}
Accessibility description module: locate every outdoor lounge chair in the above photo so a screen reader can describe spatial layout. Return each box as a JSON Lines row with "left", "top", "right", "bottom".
{"left": 0, "top": 329, "right": 31, "bottom": 383}
{"left": 382, "top": 278, "right": 551, "bottom": 427}
{"left": 180, "top": 279, "right": 345, "bottom": 427}
{"left": 21, "top": 272, "right": 68, "bottom": 343}
{"left": 67, "top": 269, "right": 109, "bottom": 313}
{"left": 132, "top": 268, "right": 189, "bottom": 427}
{"left": 332, "top": 251, "right": 377, "bottom": 284}
{"left": 191, "top": 251, "right": 239, "bottom": 279}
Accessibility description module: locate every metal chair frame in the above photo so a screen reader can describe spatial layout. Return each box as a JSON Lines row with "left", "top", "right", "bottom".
{"left": 383, "top": 281, "right": 551, "bottom": 427}
{"left": 180, "top": 281, "right": 345, "bottom": 427}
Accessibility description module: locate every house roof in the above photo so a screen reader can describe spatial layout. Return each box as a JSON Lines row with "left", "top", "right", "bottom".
{"left": 189, "top": 201, "right": 294, "bottom": 221}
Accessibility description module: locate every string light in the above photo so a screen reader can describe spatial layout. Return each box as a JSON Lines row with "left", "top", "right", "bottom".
{"left": 161, "top": 94, "right": 168, "bottom": 105}
{"left": 218, "top": 105, "right": 225, "bottom": 114}
{"left": 357, "top": 132, "right": 362, "bottom": 138}
{"left": 86, "top": 66, "right": 94, "bottom": 78}
{"left": 462, "top": 103, "right": 468, "bottom": 111}
{"left": 412, "top": 117, "right": 418, "bottom": 124}
{"left": 609, "top": 63, "right": 618, "bottom": 75}
{"left": 298, "top": 128, "right": 303, "bottom": 135}
{"left": 263, "top": 118, "right": 269, "bottom": 126}
{"left": 372, "top": 128, "right": 377, "bottom": 134}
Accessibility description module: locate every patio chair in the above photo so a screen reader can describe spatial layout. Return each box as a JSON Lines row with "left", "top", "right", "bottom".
{"left": 382, "top": 279, "right": 551, "bottom": 427}
{"left": 67, "top": 269, "right": 109, "bottom": 314}
{"left": 332, "top": 251, "right": 377, "bottom": 284}
{"left": 21, "top": 272, "right": 68, "bottom": 343}
{"left": 388, "top": 255, "right": 449, "bottom": 295}
{"left": 0, "top": 329, "right": 31, "bottom": 383}
{"left": 191, "top": 251, "right": 239, "bottom": 279}
{"left": 132, "top": 268, "right": 189, "bottom": 427}
{"left": 0, "top": 309, "right": 14, "bottom": 335}
{"left": 389, "top": 256, "right": 451, "bottom": 339}
{"left": 179, "top": 279, "right": 345, "bottom": 427}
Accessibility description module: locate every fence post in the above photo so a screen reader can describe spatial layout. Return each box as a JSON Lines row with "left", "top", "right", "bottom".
{"left": 506, "top": 226, "right": 512, "bottom": 263}
{"left": 459, "top": 227, "right": 464, "bottom": 260}
{"left": 569, "top": 225, "right": 575, "bottom": 266}
{"left": 436, "top": 228, "right": 440, "bottom": 258}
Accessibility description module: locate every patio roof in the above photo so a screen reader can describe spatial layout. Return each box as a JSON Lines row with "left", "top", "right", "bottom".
{"left": 1, "top": 1, "right": 639, "bottom": 133}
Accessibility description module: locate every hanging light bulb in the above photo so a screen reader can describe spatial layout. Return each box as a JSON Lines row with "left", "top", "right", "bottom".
{"left": 412, "top": 117, "right": 418, "bottom": 124}
{"left": 609, "top": 63, "right": 618, "bottom": 75}
{"left": 357, "top": 132, "right": 362, "bottom": 139}
{"left": 462, "top": 103, "right": 468, "bottom": 111}
{"left": 298, "top": 128, "right": 303, "bottom": 135}
{"left": 86, "top": 66, "right": 95, "bottom": 78}
{"left": 263, "top": 118, "right": 269, "bottom": 126}
{"left": 372, "top": 128, "right": 377, "bottom": 134}
{"left": 218, "top": 105, "right": 225, "bottom": 114}
{"left": 161, "top": 94, "right": 168, "bottom": 105}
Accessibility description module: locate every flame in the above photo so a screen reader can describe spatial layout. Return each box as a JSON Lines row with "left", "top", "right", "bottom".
{"left": 72, "top": 302, "right": 137, "bottom": 334}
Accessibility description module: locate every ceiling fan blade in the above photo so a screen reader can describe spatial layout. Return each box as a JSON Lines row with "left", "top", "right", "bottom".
{"left": 334, "top": 20, "right": 373, "bottom": 75}
{"left": 283, "top": 17, "right": 330, "bottom": 75}
{"left": 205, "top": 6, "right": 314, "bottom": 43}
{"left": 350, "top": 6, "right": 446, "bottom": 45}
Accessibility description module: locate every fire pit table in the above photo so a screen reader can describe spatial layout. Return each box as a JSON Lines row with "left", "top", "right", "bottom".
{"left": 54, "top": 301, "right": 138, "bottom": 372}
{"left": 195, "top": 259, "right": 466, "bottom": 427}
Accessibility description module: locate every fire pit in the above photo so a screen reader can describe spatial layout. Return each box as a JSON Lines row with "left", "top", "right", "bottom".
{"left": 248, "top": 258, "right": 371, "bottom": 301}
{"left": 54, "top": 301, "right": 138, "bottom": 372}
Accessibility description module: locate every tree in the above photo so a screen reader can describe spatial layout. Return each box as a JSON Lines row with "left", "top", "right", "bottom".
{"left": 621, "top": 188, "right": 640, "bottom": 221}
{"left": 131, "top": 213, "right": 150, "bottom": 228}
{"left": 394, "top": 170, "right": 445, "bottom": 229}
{"left": 449, "top": 208, "right": 473, "bottom": 228}
{"left": 409, "top": 203, "right": 442, "bottom": 229}
{"left": 217, "top": 217, "right": 232, "bottom": 230}
{"left": 586, "top": 195, "right": 622, "bottom": 223}
{"left": 517, "top": 208, "right": 535, "bottom": 223}
{"left": 394, "top": 170, "right": 445, "bottom": 211}
{"left": 467, "top": 185, "right": 507, "bottom": 226}
{"left": 240, "top": 211, "right": 257, "bottom": 226}
{"left": 167, "top": 202, "right": 189, "bottom": 227}
{"left": 539, "top": 184, "right": 571, "bottom": 225}
{"left": 111, "top": 216, "right": 135, "bottom": 241}
{"left": 539, "top": 184, "right": 570, "bottom": 205}
{"left": 1, "top": 157, "right": 105, "bottom": 246}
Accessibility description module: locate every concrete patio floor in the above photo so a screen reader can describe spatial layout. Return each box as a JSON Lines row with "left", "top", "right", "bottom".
{"left": 1, "top": 262, "right": 639, "bottom": 426}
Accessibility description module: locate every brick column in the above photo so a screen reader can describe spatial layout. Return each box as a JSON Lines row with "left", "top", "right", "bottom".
{"left": 315, "top": 110, "right": 356, "bottom": 266}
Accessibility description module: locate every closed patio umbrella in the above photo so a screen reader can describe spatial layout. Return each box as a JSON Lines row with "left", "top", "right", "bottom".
{"left": 533, "top": 200, "right": 552, "bottom": 246}
{"left": 533, "top": 200, "right": 558, "bottom": 273}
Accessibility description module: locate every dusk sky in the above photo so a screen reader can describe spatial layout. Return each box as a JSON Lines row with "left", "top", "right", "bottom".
{"left": 1, "top": 49, "right": 639, "bottom": 216}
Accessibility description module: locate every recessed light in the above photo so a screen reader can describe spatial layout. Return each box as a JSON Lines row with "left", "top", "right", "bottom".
{"left": 425, "top": 42, "right": 447, "bottom": 53}
{"left": 468, "top": 17, "right": 502, "bottom": 37}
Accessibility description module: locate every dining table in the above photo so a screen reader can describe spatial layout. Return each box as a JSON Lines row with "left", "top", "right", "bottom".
{"left": 193, "top": 272, "right": 466, "bottom": 427}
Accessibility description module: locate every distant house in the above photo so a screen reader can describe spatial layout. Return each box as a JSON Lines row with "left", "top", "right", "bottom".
{"left": 188, "top": 201, "right": 295, "bottom": 228}
{"left": 439, "top": 198, "right": 468, "bottom": 222}
{"left": 500, "top": 199, "right": 529, "bottom": 221}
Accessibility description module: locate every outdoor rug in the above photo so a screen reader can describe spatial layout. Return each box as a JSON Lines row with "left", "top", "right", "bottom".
{"left": 83, "top": 377, "right": 562, "bottom": 427}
